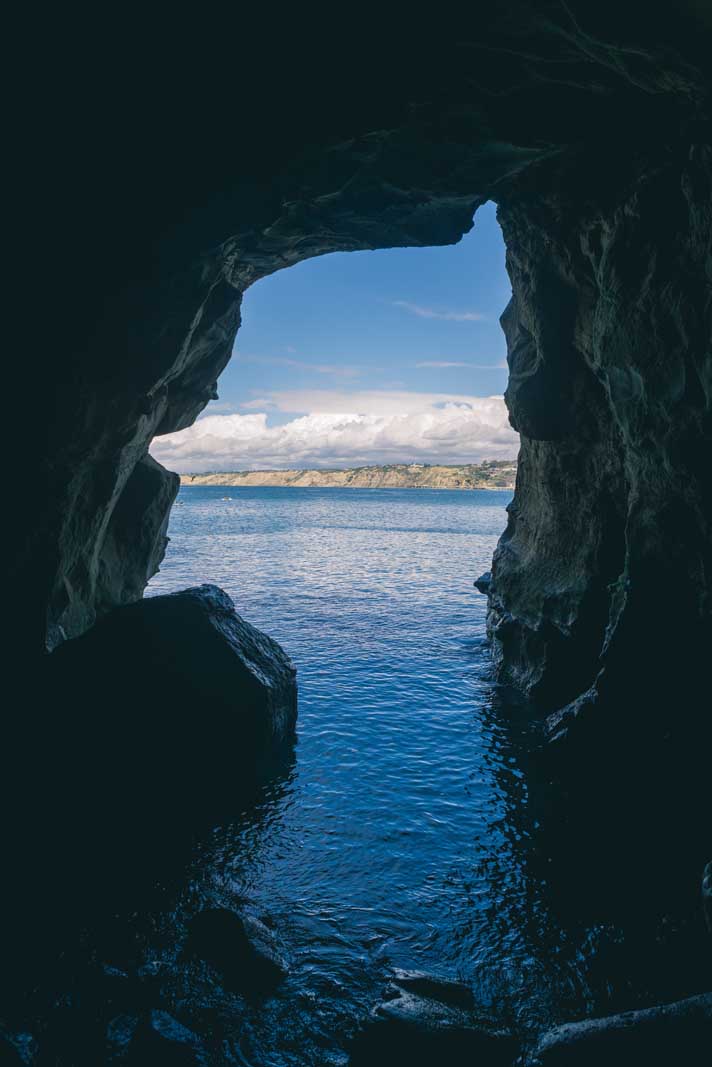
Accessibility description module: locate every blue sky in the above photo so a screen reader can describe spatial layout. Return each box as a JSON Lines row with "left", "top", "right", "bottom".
{"left": 152, "top": 201, "right": 519, "bottom": 471}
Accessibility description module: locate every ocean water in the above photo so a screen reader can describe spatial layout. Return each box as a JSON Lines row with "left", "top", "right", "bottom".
{"left": 146, "top": 487, "right": 570, "bottom": 1062}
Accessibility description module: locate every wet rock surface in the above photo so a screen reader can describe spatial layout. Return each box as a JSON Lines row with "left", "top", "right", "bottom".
{"left": 528, "top": 991, "right": 712, "bottom": 1066}
{"left": 388, "top": 969, "right": 479, "bottom": 1010}
{"left": 0, "top": 899, "right": 289, "bottom": 1066}
{"left": 185, "top": 908, "right": 288, "bottom": 996}
{"left": 126, "top": 1011, "right": 204, "bottom": 1066}
{"left": 0, "top": 1032, "right": 29, "bottom": 1067}
{"left": 704, "top": 863, "right": 712, "bottom": 936}
{"left": 474, "top": 571, "right": 492, "bottom": 595}
{"left": 350, "top": 970, "right": 517, "bottom": 1066}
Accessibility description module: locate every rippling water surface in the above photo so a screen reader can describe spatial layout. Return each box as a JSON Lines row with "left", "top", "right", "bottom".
{"left": 148, "top": 487, "right": 564, "bottom": 1062}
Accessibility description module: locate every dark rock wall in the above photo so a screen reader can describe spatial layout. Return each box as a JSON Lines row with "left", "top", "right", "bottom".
{"left": 490, "top": 143, "right": 712, "bottom": 743}
{"left": 4, "top": 6, "right": 711, "bottom": 1059}
{"left": 11, "top": 4, "right": 709, "bottom": 749}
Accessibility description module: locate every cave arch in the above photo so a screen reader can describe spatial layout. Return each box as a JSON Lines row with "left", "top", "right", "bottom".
{"left": 21, "top": 5, "right": 709, "bottom": 753}
{"left": 5, "top": 6, "right": 711, "bottom": 1060}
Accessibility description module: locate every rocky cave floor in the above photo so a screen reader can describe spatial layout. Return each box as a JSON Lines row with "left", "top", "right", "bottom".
{"left": 1, "top": 755, "right": 709, "bottom": 1067}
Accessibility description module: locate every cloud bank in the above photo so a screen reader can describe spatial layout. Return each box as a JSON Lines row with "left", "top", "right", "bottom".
{"left": 151, "top": 392, "right": 518, "bottom": 472}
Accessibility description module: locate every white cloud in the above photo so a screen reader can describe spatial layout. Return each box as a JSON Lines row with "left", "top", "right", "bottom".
{"left": 393, "top": 301, "right": 487, "bottom": 322}
{"left": 150, "top": 393, "right": 518, "bottom": 472}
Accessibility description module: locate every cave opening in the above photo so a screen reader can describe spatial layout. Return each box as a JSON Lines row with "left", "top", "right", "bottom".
{"left": 141, "top": 201, "right": 540, "bottom": 1032}
{"left": 138, "top": 205, "right": 541, "bottom": 1057}
{"left": 9, "top": 8, "right": 712, "bottom": 1063}
{"left": 21, "top": 153, "right": 712, "bottom": 1067}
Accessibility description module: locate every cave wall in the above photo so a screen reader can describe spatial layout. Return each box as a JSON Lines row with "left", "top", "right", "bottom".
{"left": 41, "top": 165, "right": 487, "bottom": 649}
{"left": 490, "top": 143, "right": 712, "bottom": 736}
{"left": 15, "top": 4, "right": 709, "bottom": 749}
{"left": 5, "top": 10, "right": 709, "bottom": 1055}
{"left": 490, "top": 142, "right": 712, "bottom": 749}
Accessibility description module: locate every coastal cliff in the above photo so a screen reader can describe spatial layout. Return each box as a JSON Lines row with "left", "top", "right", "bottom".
{"left": 180, "top": 461, "right": 517, "bottom": 490}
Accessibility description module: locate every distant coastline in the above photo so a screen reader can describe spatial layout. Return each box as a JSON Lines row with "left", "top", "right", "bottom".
{"left": 179, "top": 461, "right": 517, "bottom": 491}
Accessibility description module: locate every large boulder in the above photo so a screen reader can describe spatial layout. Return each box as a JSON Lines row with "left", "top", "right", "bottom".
{"left": 529, "top": 991, "right": 712, "bottom": 1066}
{"left": 350, "top": 970, "right": 517, "bottom": 1066}
{"left": 47, "top": 582, "right": 297, "bottom": 763}
{"left": 18, "top": 585, "right": 297, "bottom": 915}
{"left": 185, "top": 906, "right": 288, "bottom": 995}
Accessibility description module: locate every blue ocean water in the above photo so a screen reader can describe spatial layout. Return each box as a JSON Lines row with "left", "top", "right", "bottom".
{"left": 147, "top": 487, "right": 568, "bottom": 1061}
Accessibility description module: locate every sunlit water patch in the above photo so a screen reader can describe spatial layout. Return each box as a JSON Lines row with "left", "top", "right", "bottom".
{"left": 148, "top": 487, "right": 568, "bottom": 1062}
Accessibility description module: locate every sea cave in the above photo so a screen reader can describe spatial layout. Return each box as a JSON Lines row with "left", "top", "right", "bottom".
{"left": 5, "top": 3, "right": 712, "bottom": 1064}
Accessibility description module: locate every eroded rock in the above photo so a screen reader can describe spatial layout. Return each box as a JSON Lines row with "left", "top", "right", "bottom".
{"left": 128, "top": 1011, "right": 203, "bottom": 1066}
{"left": 185, "top": 907, "right": 288, "bottom": 996}
{"left": 529, "top": 991, "right": 712, "bottom": 1066}
{"left": 489, "top": 147, "right": 712, "bottom": 740}
{"left": 350, "top": 971, "right": 516, "bottom": 1066}
{"left": 107, "top": 1014, "right": 140, "bottom": 1059}
{"left": 0, "top": 1043, "right": 23, "bottom": 1067}
{"left": 0, "top": 1033, "right": 29, "bottom": 1067}
{"left": 94, "top": 455, "right": 180, "bottom": 626}
{"left": 46, "top": 583, "right": 297, "bottom": 770}
{"left": 19, "top": 7, "right": 711, "bottom": 679}
{"left": 474, "top": 571, "right": 492, "bottom": 595}
{"left": 27, "top": 585, "right": 298, "bottom": 906}
{"left": 389, "top": 969, "right": 477, "bottom": 1010}
{"left": 703, "top": 863, "right": 712, "bottom": 937}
